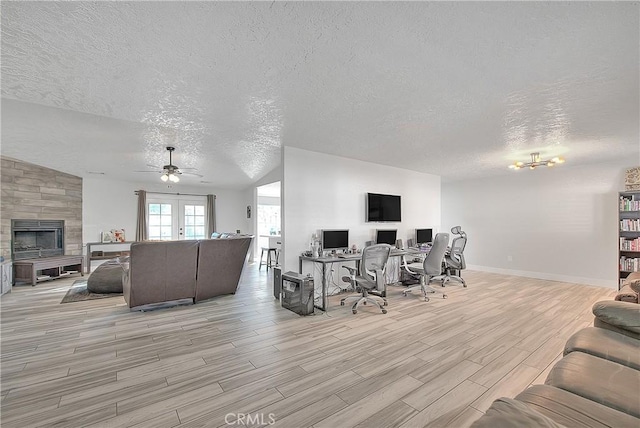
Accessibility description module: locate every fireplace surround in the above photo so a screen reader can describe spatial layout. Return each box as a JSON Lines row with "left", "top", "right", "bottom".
{"left": 11, "top": 220, "right": 65, "bottom": 261}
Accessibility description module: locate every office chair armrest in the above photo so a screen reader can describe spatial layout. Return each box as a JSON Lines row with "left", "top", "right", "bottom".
{"left": 342, "top": 266, "right": 358, "bottom": 276}
{"left": 374, "top": 269, "right": 385, "bottom": 292}
{"left": 403, "top": 262, "right": 423, "bottom": 276}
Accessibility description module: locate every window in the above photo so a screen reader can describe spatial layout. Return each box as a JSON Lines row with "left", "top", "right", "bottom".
{"left": 148, "top": 203, "right": 173, "bottom": 240}
{"left": 183, "top": 204, "right": 206, "bottom": 239}
{"left": 147, "top": 197, "right": 207, "bottom": 240}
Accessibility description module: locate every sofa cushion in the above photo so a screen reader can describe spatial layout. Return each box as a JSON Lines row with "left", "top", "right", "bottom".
{"left": 545, "top": 352, "right": 640, "bottom": 418}
{"left": 592, "top": 300, "right": 640, "bottom": 339}
{"left": 625, "top": 271, "right": 640, "bottom": 283}
{"left": 564, "top": 327, "right": 640, "bottom": 370}
{"left": 615, "top": 284, "right": 638, "bottom": 303}
{"left": 516, "top": 384, "right": 640, "bottom": 428}
{"left": 470, "top": 397, "right": 565, "bottom": 428}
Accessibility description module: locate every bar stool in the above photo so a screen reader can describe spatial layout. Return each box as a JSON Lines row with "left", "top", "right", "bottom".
{"left": 259, "top": 247, "right": 279, "bottom": 270}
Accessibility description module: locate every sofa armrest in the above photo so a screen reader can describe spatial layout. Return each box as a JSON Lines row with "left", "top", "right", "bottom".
{"left": 592, "top": 300, "right": 640, "bottom": 339}
{"left": 470, "top": 397, "right": 565, "bottom": 428}
{"left": 116, "top": 256, "right": 131, "bottom": 305}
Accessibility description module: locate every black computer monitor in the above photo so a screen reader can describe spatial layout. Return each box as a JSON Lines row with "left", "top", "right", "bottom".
{"left": 416, "top": 228, "right": 433, "bottom": 245}
{"left": 375, "top": 229, "right": 397, "bottom": 246}
{"left": 321, "top": 229, "right": 349, "bottom": 251}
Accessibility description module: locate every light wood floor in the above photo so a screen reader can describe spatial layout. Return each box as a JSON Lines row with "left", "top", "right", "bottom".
{"left": 1, "top": 265, "right": 616, "bottom": 427}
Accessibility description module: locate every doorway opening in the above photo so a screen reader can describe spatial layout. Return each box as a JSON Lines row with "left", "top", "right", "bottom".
{"left": 256, "top": 182, "right": 281, "bottom": 263}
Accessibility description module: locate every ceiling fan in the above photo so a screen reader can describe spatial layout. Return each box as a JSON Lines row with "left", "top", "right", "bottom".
{"left": 135, "top": 146, "right": 202, "bottom": 182}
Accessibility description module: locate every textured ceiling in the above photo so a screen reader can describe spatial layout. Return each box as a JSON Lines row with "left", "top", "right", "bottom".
{"left": 1, "top": 1, "right": 638, "bottom": 189}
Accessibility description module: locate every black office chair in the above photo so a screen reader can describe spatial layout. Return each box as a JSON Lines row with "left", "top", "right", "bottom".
{"left": 340, "top": 244, "right": 391, "bottom": 314}
{"left": 402, "top": 233, "right": 449, "bottom": 301}
{"left": 441, "top": 226, "right": 467, "bottom": 287}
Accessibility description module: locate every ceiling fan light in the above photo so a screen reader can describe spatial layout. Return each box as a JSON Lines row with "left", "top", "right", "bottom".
{"left": 161, "top": 173, "right": 169, "bottom": 182}
{"left": 508, "top": 153, "right": 566, "bottom": 170}
{"left": 170, "top": 174, "right": 180, "bottom": 183}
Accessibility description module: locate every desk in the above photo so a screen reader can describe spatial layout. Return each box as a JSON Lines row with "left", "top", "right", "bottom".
{"left": 299, "top": 249, "right": 421, "bottom": 311}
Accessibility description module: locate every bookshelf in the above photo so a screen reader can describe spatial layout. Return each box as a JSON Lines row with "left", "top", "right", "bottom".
{"left": 619, "top": 191, "right": 640, "bottom": 289}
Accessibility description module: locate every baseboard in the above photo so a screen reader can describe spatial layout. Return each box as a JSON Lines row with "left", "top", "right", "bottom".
{"left": 466, "top": 264, "right": 617, "bottom": 289}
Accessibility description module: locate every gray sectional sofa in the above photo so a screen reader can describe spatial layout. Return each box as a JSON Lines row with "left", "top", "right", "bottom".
{"left": 121, "top": 236, "right": 252, "bottom": 309}
{"left": 471, "top": 284, "right": 640, "bottom": 427}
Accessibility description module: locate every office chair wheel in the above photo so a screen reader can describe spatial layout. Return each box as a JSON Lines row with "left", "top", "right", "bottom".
{"left": 383, "top": 301, "right": 388, "bottom": 306}
{"left": 424, "top": 296, "right": 430, "bottom": 302}
{"left": 443, "top": 294, "right": 448, "bottom": 299}
{"left": 340, "top": 301, "right": 345, "bottom": 306}
{"left": 352, "top": 309, "right": 357, "bottom": 314}
{"left": 382, "top": 309, "right": 387, "bottom": 314}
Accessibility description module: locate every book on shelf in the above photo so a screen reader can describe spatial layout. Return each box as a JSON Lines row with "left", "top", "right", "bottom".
{"left": 620, "top": 237, "right": 640, "bottom": 251}
{"left": 620, "top": 218, "right": 640, "bottom": 231}
{"left": 620, "top": 194, "right": 640, "bottom": 211}
{"left": 619, "top": 256, "right": 640, "bottom": 272}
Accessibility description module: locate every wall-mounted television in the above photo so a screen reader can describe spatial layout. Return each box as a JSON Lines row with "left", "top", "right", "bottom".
{"left": 321, "top": 229, "right": 349, "bottom": 251}
{"left": 366, "top": 193, "right": 401, "bottom": 222}
{"left": 416, "top": 228, "right": 433, "bottom": 245}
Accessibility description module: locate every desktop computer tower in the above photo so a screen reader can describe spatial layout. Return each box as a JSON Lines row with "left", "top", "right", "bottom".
{"left": 273, "top": 267, "right": 282, "bottom": 300}
{"left": 281, "top": 271, "right": 314, "bottom": 316}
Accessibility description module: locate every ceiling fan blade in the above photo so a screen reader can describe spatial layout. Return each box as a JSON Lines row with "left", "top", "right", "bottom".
{"left": 133, "top": 170, "right": 160, "bottom": 173}
{"left": 180, "top": 171, "right": 204, "bottom": 178}
{"left": 146, "top": 164, "right": 161, "bottom": 169}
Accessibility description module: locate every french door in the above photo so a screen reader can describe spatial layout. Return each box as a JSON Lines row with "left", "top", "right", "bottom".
{"left": 148, "top": 197, "right": 207, "bottom": 241}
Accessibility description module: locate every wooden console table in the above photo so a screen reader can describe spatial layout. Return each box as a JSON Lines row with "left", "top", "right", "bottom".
{"left": 85, "top": 241, "right": 133, "bottom": 273}
{"left": 13, "top": 255, "right": 84, "bottom": 286}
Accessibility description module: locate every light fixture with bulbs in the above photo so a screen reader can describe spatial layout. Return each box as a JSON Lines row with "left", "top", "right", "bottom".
{"left": 159, "top": 146, "right": 182, "bottom": 183}
{"left": 161, "top": 172, "right": 180, "bottom": 183}
{"left": 508, "top": 152, "right": 565, "bottom": 170}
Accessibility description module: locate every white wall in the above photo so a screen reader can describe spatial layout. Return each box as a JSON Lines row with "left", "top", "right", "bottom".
{"left": 83, "top": 177, "right": 251, "bottom": 245}
{"left": 282, "top": 147, "right": 441, "bottom": 272}
{"left": 442, "top": 161, "right": 631, "bottom": 288}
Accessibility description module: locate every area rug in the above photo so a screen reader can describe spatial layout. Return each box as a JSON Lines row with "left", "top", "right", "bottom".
{"left": 60, "top": 279, "right": 122, "bottom": 304}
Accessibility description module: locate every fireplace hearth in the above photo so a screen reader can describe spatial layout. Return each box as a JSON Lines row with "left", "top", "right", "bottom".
{"left": 12, "top": 220, "right": 65, "bottom": 260}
